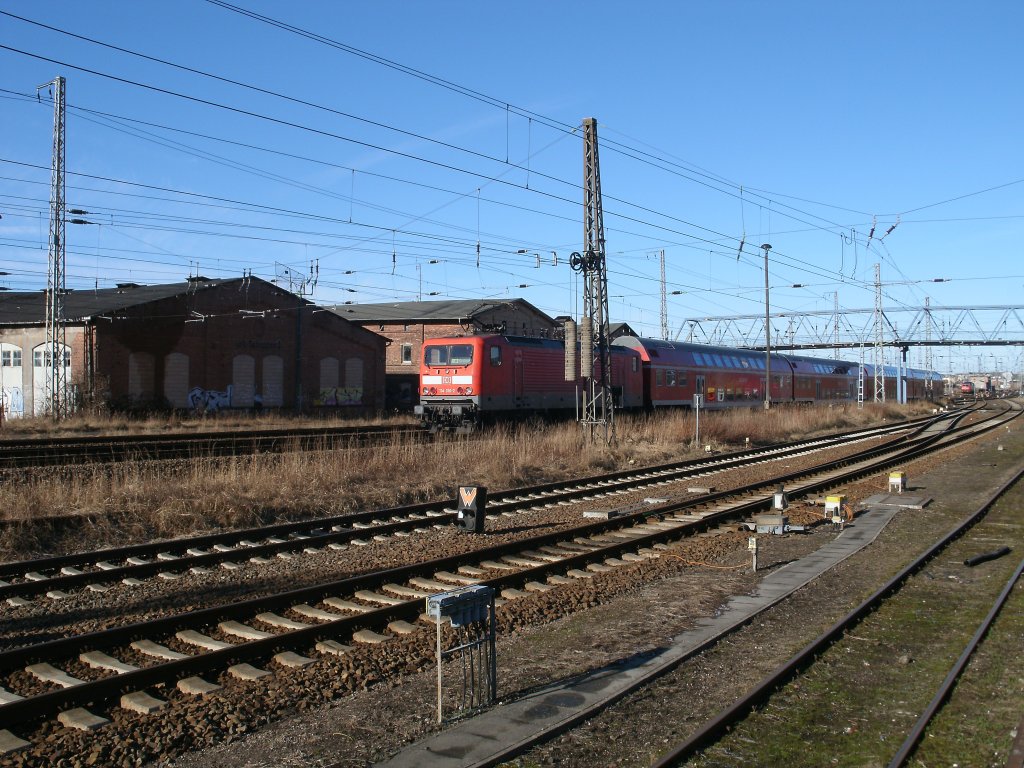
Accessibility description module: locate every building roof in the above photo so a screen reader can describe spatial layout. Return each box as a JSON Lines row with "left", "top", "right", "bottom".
{"left": 0, "top": 277, "right": 305, "bottom": 326}
{"left": 329, "top": 298, "right": 554, "bottom": 325}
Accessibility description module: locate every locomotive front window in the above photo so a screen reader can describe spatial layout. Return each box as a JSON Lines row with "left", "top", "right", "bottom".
{"left": 449, "top": 345, "right": 473, "bottom": 365}
{"left": 424, "top": 344, "right": 475, "bottom": 367}
{"left": 489, "top": 346, "right": 502, "bottom": 367}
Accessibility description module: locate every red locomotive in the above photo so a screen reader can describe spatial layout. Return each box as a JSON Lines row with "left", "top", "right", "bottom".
{"left": 415, "top": 334, "right": 643, "bottom": 432}
{"left": 416, "top": 334, "right": 942, "bottom": 431}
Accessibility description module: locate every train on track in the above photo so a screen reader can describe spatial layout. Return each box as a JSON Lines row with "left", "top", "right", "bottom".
{"left": 415, "top": 334, "right": 944, "bottom": 432}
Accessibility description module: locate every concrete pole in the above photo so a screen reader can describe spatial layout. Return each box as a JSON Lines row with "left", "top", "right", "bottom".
{"left": 762, "top": 244, "right": 772, "bottom": 410}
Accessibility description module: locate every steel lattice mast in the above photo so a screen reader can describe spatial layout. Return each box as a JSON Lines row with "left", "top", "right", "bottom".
{"left": 572, "top": 117, "right": 613, "bottom": 444}
{"left": 659, "top": 249, "right": 668, "bottom": 340}
{"left": 873, "top": 263, "right": 885, "bottom": 402}
{"left": 41, "top": 76, "right": 69, "bottom": 419}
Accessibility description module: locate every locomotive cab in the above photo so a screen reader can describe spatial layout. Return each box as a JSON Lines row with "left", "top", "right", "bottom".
{"left": 415, "top": 338, "right": 483, "bottom": 433}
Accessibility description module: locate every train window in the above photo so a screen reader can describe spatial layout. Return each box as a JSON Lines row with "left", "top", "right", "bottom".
{"left": 424, "top": 344, "right": 476, "bottom": 367}
{"left": 450, "top": 345, "right": 474, "bottom": 365}
{"left": 424, "top": 346, "right": 445, "bottom": 366}
{"left": 729, "top": 356, "right": 740, "bottom": 368}
{"left": 677, "top": 370, "right": 687, "bottom": 387}
{"left": 655, "top": 368, "right": 664, "bottom": 386}
{"left": 712, "top": 354, "right": 725, "bottom": 367}
{"left": 489, "top": 346, "right": 501, "bottom": 367}
{"left": 631, "top": 357, "right": 639, "bottom": 373}
{"left": 693, "top": 352, "right": 705, "bottom": 366}
{"left": 666, "top": 369, "right": 676, "bottom": 386}
{"left": 696, "top": 375, "right": 705, "bottom": 394}
{"left": 740, "top": 359, "right": 750, "bottom": 369}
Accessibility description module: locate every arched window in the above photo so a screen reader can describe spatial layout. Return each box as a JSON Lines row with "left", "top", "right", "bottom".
{"left": 31, "top": 343, "right": 71, "bottom": 416}
{"left": 0, "top": 342, "right": 25, "bottom": 418}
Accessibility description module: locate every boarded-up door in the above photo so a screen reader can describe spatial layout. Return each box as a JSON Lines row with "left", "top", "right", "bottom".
{"left": 128, "top": 352, "right": 155, "bottom": 403}
{"left": 263, "top": 355, "right": 283, "bottom": 407}
{"left": 164, "top": 352, "right": 189, "bottom": 408}
{"left": 232, "top": 355, "right": 255, "bottom": 407}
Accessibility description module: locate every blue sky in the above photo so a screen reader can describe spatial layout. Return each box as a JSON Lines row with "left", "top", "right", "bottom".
{"left": 1, "top": 1, "right": 1021, "bottom": 373}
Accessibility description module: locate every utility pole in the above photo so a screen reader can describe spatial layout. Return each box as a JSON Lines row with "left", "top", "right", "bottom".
{"left": 275, "top": 261, "right": 318, "bottom": 412}
{"left": 659, "top": 250, "right": 668, "bottom": 340}
{"left": 924, "top": 296, "right": 934, "bottom": 394}
{"left": 873, "top": 263, "right": 885, "bottom": 402}
{"left": 571, "top": 117, "right": 613, "bottom": 444}
{"left": 762, "top": 243, "right": 772, "bottom": 410}
{"left": 40, "top": 76, "right": 69, "bottom": 419}
{"left": 833, "top": 291, "right": 839, "bottom": 360}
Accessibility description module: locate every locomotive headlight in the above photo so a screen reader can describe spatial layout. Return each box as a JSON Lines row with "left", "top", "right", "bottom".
{"left": 465, "top": 386, "right": 473, "bottom": 395}
{"left": 456, "top": 387, "right": 465, "bottom": 394}
{"left": 422, "top": 386, "right": 429, "bottom": 395}
{"left": 428, "top": 387, "right": 436, "bottom": 395}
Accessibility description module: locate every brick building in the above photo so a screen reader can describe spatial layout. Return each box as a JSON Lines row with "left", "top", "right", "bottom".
{"left": 0, "top": 277, "right": 385, "bottom": 418}
{"left": 330, "top": 298, "right": 558, "bottom": 409}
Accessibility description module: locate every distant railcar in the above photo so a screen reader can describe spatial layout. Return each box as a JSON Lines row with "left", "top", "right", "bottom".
{"left": 611, "top": 337, "right": 862, "bottom": 408}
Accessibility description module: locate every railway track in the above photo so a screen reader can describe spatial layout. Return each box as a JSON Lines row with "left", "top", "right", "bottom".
{"left": 0, "top": 402, "right": 1014, "bottom": 756}
{"left": 0, "top": 422, "right": 420, "bottom": 469}
{"left": 0, "top": 416, "right": 945, "bottom": 605}
{"left": 651, "top": 450, "right": 1024, "bottom": 768}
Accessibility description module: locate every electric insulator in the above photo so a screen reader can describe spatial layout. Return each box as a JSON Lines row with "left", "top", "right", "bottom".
{"left": 580, "top": 317, "right": 593, "bottom": 378}
{"left": 564, "top": 320, "right": 577, "bottom": 382}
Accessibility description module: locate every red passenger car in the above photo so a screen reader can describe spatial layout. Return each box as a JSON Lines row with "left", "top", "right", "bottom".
{"left": 611, "top": 337, "right": 795, "bottom": 408}
{"left": 782, "top": 354, "right": 856, "bottom": 403}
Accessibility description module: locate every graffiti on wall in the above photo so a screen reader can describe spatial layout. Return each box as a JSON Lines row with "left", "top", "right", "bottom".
{"left": 315, "top": 387, "right": 363, "bottom": 407}
{"left": 0, "top": 387, "right": 24, "bottom": 419}
{"left": 187, "top": 385, "right": 233, "bottom": 412}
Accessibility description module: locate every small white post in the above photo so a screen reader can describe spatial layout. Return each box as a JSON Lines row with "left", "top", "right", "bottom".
{"left": 436, "top": 617, "right": 443, "bottom": 723}
{"left": 748, "top": 536, "right": 758, "bottom": 572}
{"left": 693, "top": 393, "right": 703, "bottom": 446}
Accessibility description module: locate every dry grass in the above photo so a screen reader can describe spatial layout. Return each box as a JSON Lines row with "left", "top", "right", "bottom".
{"left": 0, "top": 409, "right": 412, "bottom": 438}
{"left": 0, "top": 402, "right": 935, "bottom": 559}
